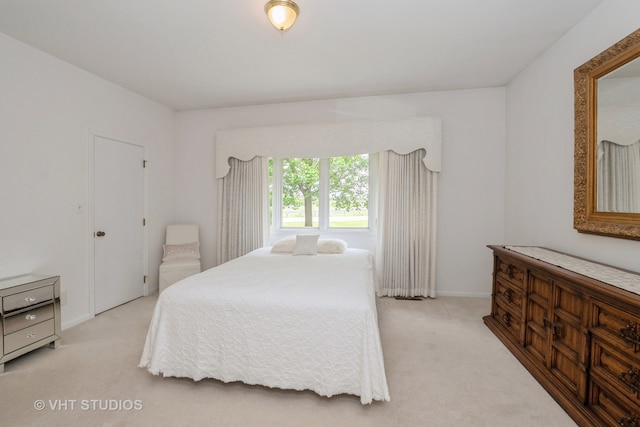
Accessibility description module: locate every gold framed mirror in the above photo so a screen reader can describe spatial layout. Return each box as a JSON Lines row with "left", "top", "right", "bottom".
{"left": 574, "top": 28, "right": 640, "bottom": 240}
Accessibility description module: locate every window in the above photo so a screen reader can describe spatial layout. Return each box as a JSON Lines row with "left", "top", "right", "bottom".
{"left": 270, "top": 154, "right": 375, "bottom": 230}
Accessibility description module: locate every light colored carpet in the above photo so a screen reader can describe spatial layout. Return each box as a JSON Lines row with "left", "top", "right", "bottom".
{"left": 0, "top": 295, "right": 577, "bottom": 426}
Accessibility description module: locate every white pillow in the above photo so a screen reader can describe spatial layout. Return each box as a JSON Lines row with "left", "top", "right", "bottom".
{"left": 317, "top": 238, "right": 348, "bottom": 254}
{"left": 270, "top": 236, "right": 297, "bottom": 253}
{"left": 162, "top": 242, "right": 200, "bottom": 261}
{"left": 292, "top": 234, "right": 319, "bottom": 256}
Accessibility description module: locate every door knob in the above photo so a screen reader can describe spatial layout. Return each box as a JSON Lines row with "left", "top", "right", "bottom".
{"left": 96, "top": 231, "right": 106, "bottom": 237}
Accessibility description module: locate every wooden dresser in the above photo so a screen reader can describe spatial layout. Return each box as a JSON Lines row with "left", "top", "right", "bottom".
{"left": 484, "top": 245, "right": 640, "bottom": 427}
{"left": 0, "top": 274, "right": 61, "bottom": 373}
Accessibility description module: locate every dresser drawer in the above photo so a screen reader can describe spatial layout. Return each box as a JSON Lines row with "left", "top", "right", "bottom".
{"left": 592, "top": 338, "right": 640, "bottom": 402}
{"left": 495, "top": 276, "right": 524, "bottom": 314}
{"left": 591, "top": 300, "right": 640, "bottom": 356}
{"left": 495, "top": 256, "right": 525, "bottom": 289}
{"left": 4, "top": 319, "right": 55, "bottom": 354}
{"left": 3, "top": 304, "right": 54, "bottom": 335}
{"left": 3, "top": 286, "right": 53, "bottom": 312}
{"left": 590, "top": 376, "right": 640, "bottom": 427}
{"left": 493, "top": 300, "right": 523, "bottom": 343}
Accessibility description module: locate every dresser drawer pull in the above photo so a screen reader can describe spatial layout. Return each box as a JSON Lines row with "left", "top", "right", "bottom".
{"left": 25, "top": 314, "right": 37, "bottom": 321}
{"left": 501, "top": 312, "right": 511, "bottom": 326}
{"left": 26, "top": 333, "right": 37, "bottom": 339}
{"left": 619, "top": 322, "right": 640, "bottom": 347}
{"left": 617, "top": 414, "right": 638, "bottom": 427}
{"left": 543, "top": 318, "right": 563, "bottom": 340}
{"left": 618, "top": 368, "right": 640, "bottom": 393}
{"left": 503, "top": 289, "right": 513, "bottom": 303}
{"left": 505, "top": 265, "right": 513, "bottom": 279}
{"left": 24, "top": 296, "right": 37, "bottom": 303}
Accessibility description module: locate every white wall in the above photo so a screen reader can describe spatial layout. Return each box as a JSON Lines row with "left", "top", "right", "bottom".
{"left": 505, "top": 1, "right": 640, "bottom": 271}
{"left": 0, "top": 34, "right": 176, "bottom": 328}
{"left": 176, "top": 89, "right": 506, "bottom": 297}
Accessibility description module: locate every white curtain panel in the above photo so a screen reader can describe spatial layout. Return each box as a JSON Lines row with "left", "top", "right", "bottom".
{"left": 597, "top": 139, "right": 640, "bottom": 213}
{"left": 217, "top": 156, "right": 269, "bottom": 264}
{"left": 377, "top": 149, "right": 438, "bottom": 298}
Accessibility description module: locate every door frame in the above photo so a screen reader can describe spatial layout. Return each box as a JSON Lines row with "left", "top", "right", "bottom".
{"left": 88, "top": 129, "right": 149, "bottom": 317}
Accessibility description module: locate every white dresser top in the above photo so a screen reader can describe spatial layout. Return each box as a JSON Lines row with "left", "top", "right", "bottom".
{"left": 505, "top": 246, "right": 640, "bottom": 295}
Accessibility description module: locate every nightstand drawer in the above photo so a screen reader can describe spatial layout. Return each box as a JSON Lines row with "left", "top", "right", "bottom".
{"left": 4, "top": 304, "right": 54, "bottom": 335}
{"left": 4, "top": 319, "right": 55, "bottom": 354}
{"left": 3, "top": 286, "right": 53, "bottom": 312}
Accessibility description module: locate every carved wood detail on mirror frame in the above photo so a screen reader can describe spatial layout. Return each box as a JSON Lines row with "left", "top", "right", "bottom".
{"left": 574, "top": 28, "right": 640, "bottom": 240}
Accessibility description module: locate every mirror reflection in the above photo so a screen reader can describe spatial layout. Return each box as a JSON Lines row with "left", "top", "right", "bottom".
{"left": 596, "top": 58, "right": 640, "bottom": 213}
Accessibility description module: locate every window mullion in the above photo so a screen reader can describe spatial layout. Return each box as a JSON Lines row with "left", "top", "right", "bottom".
{"left": 319, "top": 158, "right": 329, "bottom": 231}
{"left": 273, "top": 158, "right": 283, "bottom": 230}
{"left": 368, "top": 153, "right": 378, "bottom": 231}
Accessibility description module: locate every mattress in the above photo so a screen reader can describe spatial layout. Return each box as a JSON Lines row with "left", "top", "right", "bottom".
{"left": 139, "top": 247, "right": 390, "bottom": 404}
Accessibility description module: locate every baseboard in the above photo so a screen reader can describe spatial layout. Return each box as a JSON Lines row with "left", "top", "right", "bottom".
{"left": 62, "top": 314, "right": 92, "bottom": 330}
{"left": 437, "top": 291, "right": 491, "bottom": 298}
{"left": 144, "top": 283, "right": 158, "bottom": 296}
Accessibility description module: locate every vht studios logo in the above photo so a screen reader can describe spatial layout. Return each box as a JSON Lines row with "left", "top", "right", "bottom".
{"left": 34, "top": 399, "right": 143, "bottom": 411}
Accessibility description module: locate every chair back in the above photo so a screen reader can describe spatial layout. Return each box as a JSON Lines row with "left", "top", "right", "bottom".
{"left": 166, "top": 224, "right": 199, "bottom": 245}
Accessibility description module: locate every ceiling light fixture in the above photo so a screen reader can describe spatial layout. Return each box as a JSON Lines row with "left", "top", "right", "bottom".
{"left": 264, "top": 0, "right": 300, "bottom": 32}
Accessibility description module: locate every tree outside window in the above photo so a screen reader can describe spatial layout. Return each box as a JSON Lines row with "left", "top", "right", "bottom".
{"left": 271, "top": 154, "right": 370, "bottom": 229}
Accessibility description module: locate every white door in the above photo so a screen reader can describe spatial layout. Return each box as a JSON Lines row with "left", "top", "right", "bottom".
{"left": 93, "top": 136, "right": 145, "bottom": 314}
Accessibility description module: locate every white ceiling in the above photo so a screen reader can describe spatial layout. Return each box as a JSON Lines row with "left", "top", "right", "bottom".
{"left": 0, "top": 0, "right": 604, "bottom": 111}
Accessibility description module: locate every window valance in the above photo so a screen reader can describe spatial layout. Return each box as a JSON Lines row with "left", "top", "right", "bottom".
{"left": 215, "top": 117, "right": 442, "bottom": 178}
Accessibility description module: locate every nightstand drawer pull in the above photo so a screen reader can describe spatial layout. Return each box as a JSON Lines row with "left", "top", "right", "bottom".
{"left": 26, "top": 333, "right": 37, "bottom": 339}
{"left": 24, "top": 296, "right": 36, "bottom": 303}
{"left": 25, "top": 314, "right": 37, "bottom": 321}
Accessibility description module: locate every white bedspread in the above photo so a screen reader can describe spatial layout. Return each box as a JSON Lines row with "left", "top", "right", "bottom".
{"left": 139, "top": 248, "right": 390, "bottom": 404}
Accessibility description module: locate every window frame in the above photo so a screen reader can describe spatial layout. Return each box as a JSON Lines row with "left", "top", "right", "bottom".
{"left": 270, "top": 154, "right": 377, "bottom": 232}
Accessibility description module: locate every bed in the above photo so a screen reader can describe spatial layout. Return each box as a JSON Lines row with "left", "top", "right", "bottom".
{"left": 138, "top": 245, "right": 390, "bottom": 404}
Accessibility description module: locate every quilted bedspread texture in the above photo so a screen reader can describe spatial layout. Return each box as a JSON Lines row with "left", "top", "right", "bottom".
{"left": 139, "top": 248, "right": 390, "bottom": 404}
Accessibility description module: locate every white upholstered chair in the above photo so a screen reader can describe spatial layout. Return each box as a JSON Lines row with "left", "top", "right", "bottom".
{"left": 158, "top": 224, "right": 201, "bottom": 293}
